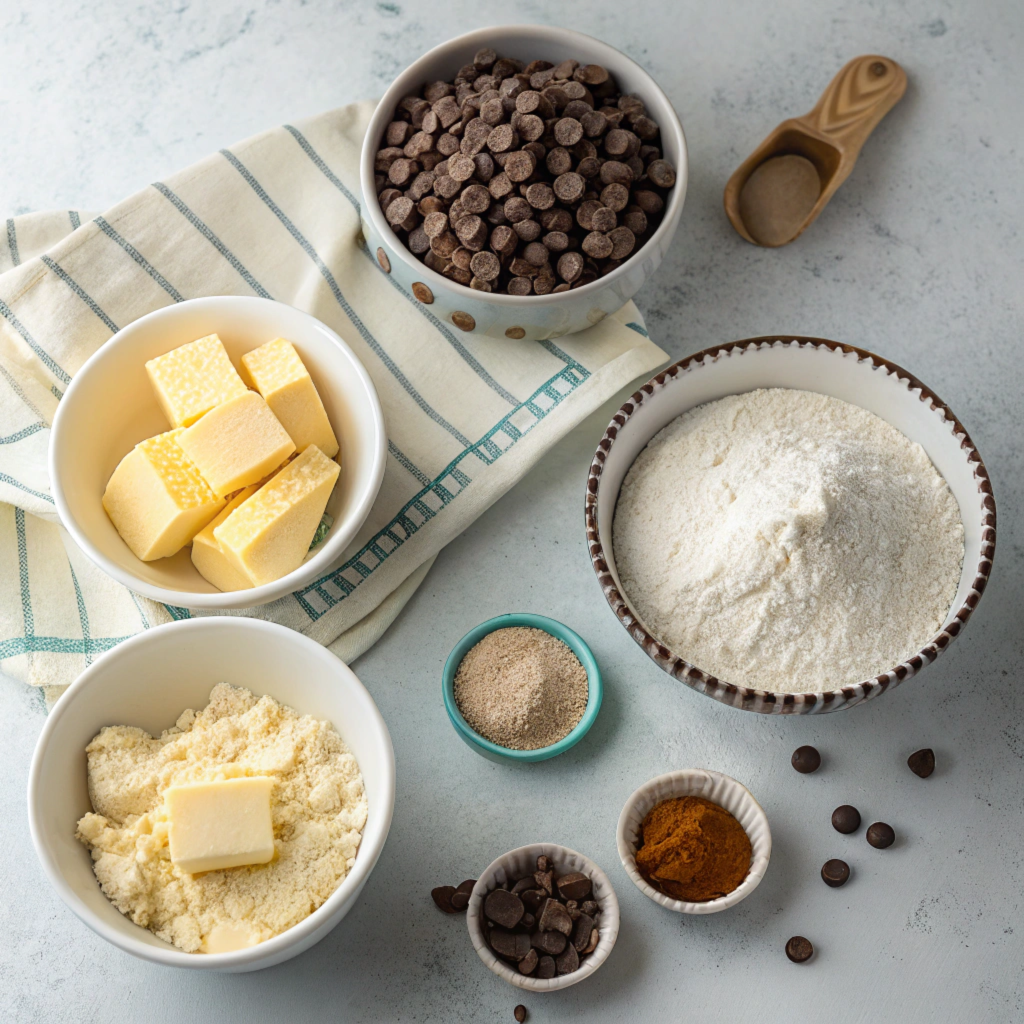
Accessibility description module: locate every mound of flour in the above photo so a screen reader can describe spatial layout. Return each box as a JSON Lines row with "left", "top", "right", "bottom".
{"left": 613, "top": 388, "right": 964, "bottom": 692}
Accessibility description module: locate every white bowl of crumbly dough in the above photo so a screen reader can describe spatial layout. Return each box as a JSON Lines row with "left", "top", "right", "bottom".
{"left": 27, "top": 617, "right": 395, "bottom": 971}
{"left": 586, "top": 336, "right": 996, "bottom": 714}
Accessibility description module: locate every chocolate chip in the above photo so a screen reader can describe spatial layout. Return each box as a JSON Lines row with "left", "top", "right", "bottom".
{"left": 647, "top": 159, "right": 676, "bottom": 188}
{"left": 514, "top": 1006, "right": 528, "bottom": 1023}
{"left": 580, "top": 900, "right": 599, "bottom": 917}
{"left": 508, "top": 276, "right": 533, "bottom": 295}
{"left": 831, "top": 805, "right": 861, "bottom": 834}
{"left": 485, "top": 889, "right": 525, "bottom": 929}
{"left": 520, "top": 912, "right": 535, "bottom": 930}
{"left": 572, "top": 913, "right": 596, "bottom": 952}
{"left": 530, "top": 928, "right": 567, "bottom": 956}
{"left": 431, "top": 885, "right": 457, "bottom": 913}
{"left": 555, "top": 941, "right": 579, "bottom": 975}
{"left": 450, "top": 890, "right": 470, "bottom": 911}
{"left": 538, "top": 898, "right": 573, "bottom": 936}
{"left": 557, "top": 251, "right": 584, "bottom": 283}
{"left": 582, "top": 927, "right": 599, "bottom": 954}
{"left": 582, "top": 231, "right": 613, "bottom": 259}
{"left": 471, "top": 250, "right": 501, "bottom": 281}
{"left": 786, "top": 936, "right": 814, "bottom": 963}
{"left": 490, "top": 928, "right": 531, "bottom": 961}
{"left": 574, "top": 63, "right": 609, "bottom": 86}
{"left": 792, "top": 745, "right": 821, "bottom": 774}
{"left": 520, "top": 888, "right": 547, "bottom": 911}
{"left": 555, "top": 872, "right": 592, "bottom": 902}
{"left": 908, "top": 748, "right": 935, "bottom": 778}
{"left": 517, "top": 948, "right": 538, "bottom": 975}
{"left": 608, "top": 226, "right": 636, "bottom": 260}
{"left": 867, "top": 822, "right": 896, "bottom": 849}
{"left": 553, "top": 172, "right": 584, "bottom": 203}
{"left": 821, "top": 859, "right": 850, "bottom": 888}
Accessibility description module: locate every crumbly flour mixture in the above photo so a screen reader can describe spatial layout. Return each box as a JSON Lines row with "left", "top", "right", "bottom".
{"left": 613, "top": 389, "right": 964, "bottom": 692}
{"left": 76, "top": 683, "right": 367, "bottom": 953}
{"left": 454, "top": 627, "right": 588, "bottom": 750}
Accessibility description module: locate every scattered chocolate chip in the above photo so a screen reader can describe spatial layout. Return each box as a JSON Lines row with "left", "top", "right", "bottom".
{"left": 485, "top": 889, "right": 525, "bottom": 929}
{"left": 832, "top": 805, "right": 861, "bottom": 834}
{"left": 514, "top": 1005, "right": 527, "bottom": 1023}
{"left": 431, "top": 885, "right": 457, "bottom": 913}
{"left": 908, "top": 748, "right": 935, "bottom": 778}
{"left": 867, "top": 822, "right": 896, "bottom": 849}
{"left": 821, "top": 859, "right": 850, "bottom": 888}
{"left": 786, "top": 936, "right": 814, "bottom": 963}
{"left": 450, "top": 890, "right": 470, "bottom": 911}
{"left": 792, "top": 745, "right": 821, "bottom": 774}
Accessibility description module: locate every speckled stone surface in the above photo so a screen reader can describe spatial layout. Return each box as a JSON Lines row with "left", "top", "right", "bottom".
{"left": 2, "top": 1, "right": 1022, "bottom": 1021}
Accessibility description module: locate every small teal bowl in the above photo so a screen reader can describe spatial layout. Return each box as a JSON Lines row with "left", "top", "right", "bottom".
{"left": 442, "top": 613, "right": 603, "bottom": 764}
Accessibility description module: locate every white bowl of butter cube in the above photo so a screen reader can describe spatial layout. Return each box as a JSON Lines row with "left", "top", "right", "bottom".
{"left": 28, "top": 616, "right": 396, "bottom": 971}
{"left": 49, "top": 296, "right": 387, "bottom": 609}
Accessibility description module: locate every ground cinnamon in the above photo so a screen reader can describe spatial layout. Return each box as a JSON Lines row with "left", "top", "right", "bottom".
{"left": 635, "top": 796, "right": 752, "bottom": 902}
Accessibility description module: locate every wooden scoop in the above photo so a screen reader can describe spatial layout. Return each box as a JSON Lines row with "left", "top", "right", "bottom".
{"left": 724, "top": 55, "right": 907, "bottom": 247}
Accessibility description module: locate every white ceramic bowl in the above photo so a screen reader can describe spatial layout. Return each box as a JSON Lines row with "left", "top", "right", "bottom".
{"left": 467, "top": 843, "right": 619, "bottom": 992}
{"left": 586, "top": 336, "right": 996, "bottom": 713}
{"left": 616, "top": 770, "right": 771, "bottom": 915}
{"left": 49, "top": 296, "right": 387, "bottom": 610}
{"left": 360, "top": 25, "right": 687, "bottom": 341}
{"left": 27, "top": 617, "right": 395, "bottom": 972}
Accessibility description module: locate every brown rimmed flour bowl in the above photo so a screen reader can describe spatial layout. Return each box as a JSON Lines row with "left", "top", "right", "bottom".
{"left": 359, "top": 25, "right": 687, "bottom": 341}
{"left": 586, "top": 337, "right": 996, "bottom": 714}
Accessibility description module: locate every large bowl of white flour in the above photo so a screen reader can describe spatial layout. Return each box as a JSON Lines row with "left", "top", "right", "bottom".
{"left": 586, "top": 338, "right": 995, "bottom": 714}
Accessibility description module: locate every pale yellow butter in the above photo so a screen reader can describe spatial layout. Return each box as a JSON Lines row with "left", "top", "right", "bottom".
{"left": 241, "top": 338, "right": 339, "bottom": 459}
{"left": 145, "top": 333, "right": 249, "bottom": 428}
{"left": 201, "top": 921, "right": 261, "bottom": 954}
{"left": 214, "top": 445, "right": 340, "bottom": 586}
{"left": 176, "top": 391, "right": 295, "bottom": 499}
{"left": 191, "top": 485, "right": 260, "bottom": 591}
{"left": 102, "top": 429, "right": 225, "bottom": 561}
{"left": 165, "top": 776, "right": 275, "bottom": 874}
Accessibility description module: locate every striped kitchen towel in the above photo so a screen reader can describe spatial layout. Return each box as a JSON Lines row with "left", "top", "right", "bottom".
{"left": 0, "top": 100, "right": 666, "bottom": 706}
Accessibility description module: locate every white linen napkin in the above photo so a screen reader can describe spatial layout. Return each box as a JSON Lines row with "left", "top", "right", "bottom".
{"left": 0, "top": 100, "right": 666, "bottom": 705}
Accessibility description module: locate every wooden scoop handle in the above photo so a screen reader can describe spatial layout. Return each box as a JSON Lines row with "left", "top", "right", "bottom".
{"left": 799, "top": 55, "right": 907, "bottom": 150}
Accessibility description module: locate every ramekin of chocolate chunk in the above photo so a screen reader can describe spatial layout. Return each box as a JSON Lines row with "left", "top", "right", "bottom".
{"left": 467, "top": 844, "right": 619, "bottom": 990}
{"left": 359, "top": 26, "right": 686, "bottom": 340}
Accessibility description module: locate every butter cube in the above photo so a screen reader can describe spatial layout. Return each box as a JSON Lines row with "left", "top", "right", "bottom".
{"left": 241, "top": 339, "right": 339, "bottom": 459}
{"left": 165, "top": 776, "right": 275, "bottom": 874}
{"left": 191, "top": 485, "right": 260, "bottom": 592}
{"left": 145, "top": 334, "right": 249, "bottom": 428}
{"left": 201, "top": 922, "right": 261, "bottom": 954}
{"left": 176, "top": 391, "right": 295, "bottom": 499}
{"left": 214, "top": 445, "right": 340, "bottom": 586}
{"left": 102, "top": 429, "right": 225, "bottom": 561}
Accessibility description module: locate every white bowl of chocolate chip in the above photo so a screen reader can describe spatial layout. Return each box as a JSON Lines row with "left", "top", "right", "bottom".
{"left": 467, "top": 843, "right": 620, "bottom": 991}
{"left": 359, "top": 24, "right": 687, "bottom": 341}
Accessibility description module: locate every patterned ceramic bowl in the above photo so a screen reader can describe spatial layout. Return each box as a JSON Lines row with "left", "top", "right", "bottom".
{"left": 616, "top": 770, "right": 771, "bottom": 914}
{"left": 360, "top": 25, "right": 687, "bottom": 341}
{"left": 467, "top": 843, "right": 619, "bottom": 992}
{"left": 586, "top": 336, "right": 996, "bottom": 714}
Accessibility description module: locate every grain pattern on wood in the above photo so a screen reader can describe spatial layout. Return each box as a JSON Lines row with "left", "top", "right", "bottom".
{"left": 724, "top": 55, "right": 907, "bottom": 247}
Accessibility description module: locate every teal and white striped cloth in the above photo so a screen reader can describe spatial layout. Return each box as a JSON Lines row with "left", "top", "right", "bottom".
{"left": 0, "top": 100, "right": 666, "bottom": 706}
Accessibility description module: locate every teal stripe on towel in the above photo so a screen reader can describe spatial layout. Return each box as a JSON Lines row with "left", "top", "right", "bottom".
{"left": 39, "top": 256, "right": 119, "bottom": 334}
{"left": 15, "top": 508, "right": 34, "bottom": 637}
{"left": 220, "top": 147, "right": 473, "bottom": 448}
{"left": 0, "top": 298, "right": 72, "bottom": 384}
{"left": 94, "top": 216, "right": 186, "bottom": 303}
{"left": 0, "top": 423, "right": 44, "bottom": 445}
{"left": 151, "top": 182, "right": 273, "bottom": 299}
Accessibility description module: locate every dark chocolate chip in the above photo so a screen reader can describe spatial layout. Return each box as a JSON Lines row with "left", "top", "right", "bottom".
{"left": 538, "top": 898, "right": 573, "bottom": 936}
{"left": 791, "top": 745, "right": 821, "bottom": 774}
{"left": 457, "top": 879, "right": 477, "bottom": 895}
{"left": 514, "top": 1005, "right": 527, "bottom": 1023}
{"left": 450, "top": 890, "right": 470, "bottom": 911}
{"left": 832, "top": 805, "right": 861, "bottom": 834}
{"left": 821, "top": 859, "right": 850, "bottom": 888}
{"left": 572, "top": 913, "right": 597, "bottom": 952}
{"left": 485, "top": 889, "right": 525, "bottom": 929}
{"left": 517, "top": 948, "right": 538, "bottom": 976}
{"left": 867, "top": 822, "right": 896, "bottom": 849}
{"left": 530, "top": 928, "right": 567, "bottom": 956}
{"left": 520, "top": 888, "right": 546, "bottom": 912}
{"left": 908, "top": 748, "right": 935, "bottom": 778}
{"left": 536, "top": 956, "right": 556, "bottom": 979}
{"left": 555, "top": 941, "right": 579, "bottom": 975}
{"left": 431, "top": 885, "right": 457, "bottom": 913}
{"left": 786, "top": 936, "right": 814, "bottom": 963}
{"left": 490, "top": 928, "right": 531, "bottom": 961}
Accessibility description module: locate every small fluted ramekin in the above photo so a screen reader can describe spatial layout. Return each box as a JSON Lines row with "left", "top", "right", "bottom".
{"left": 467, "top": 843, "right": 619, "bottom": 991}
{"left": 616, "top": 769, "right": 771, "bottom": 914}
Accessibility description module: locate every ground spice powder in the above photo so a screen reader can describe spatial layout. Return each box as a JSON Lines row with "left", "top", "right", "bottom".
{"left": 636, "top": 796, "right": 752, "bottom": 902}
{"left": 453, "top": 627, "right": 588, "bottom": 751}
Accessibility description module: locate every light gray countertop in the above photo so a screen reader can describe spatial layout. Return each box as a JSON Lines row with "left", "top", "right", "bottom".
{"left": 2, "top": 1, "right": 1022, "bottom": 1021}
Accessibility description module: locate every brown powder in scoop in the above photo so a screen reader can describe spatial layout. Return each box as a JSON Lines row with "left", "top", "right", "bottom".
{"left": 453, "top": 627, "right": 589, "bottom": 750}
